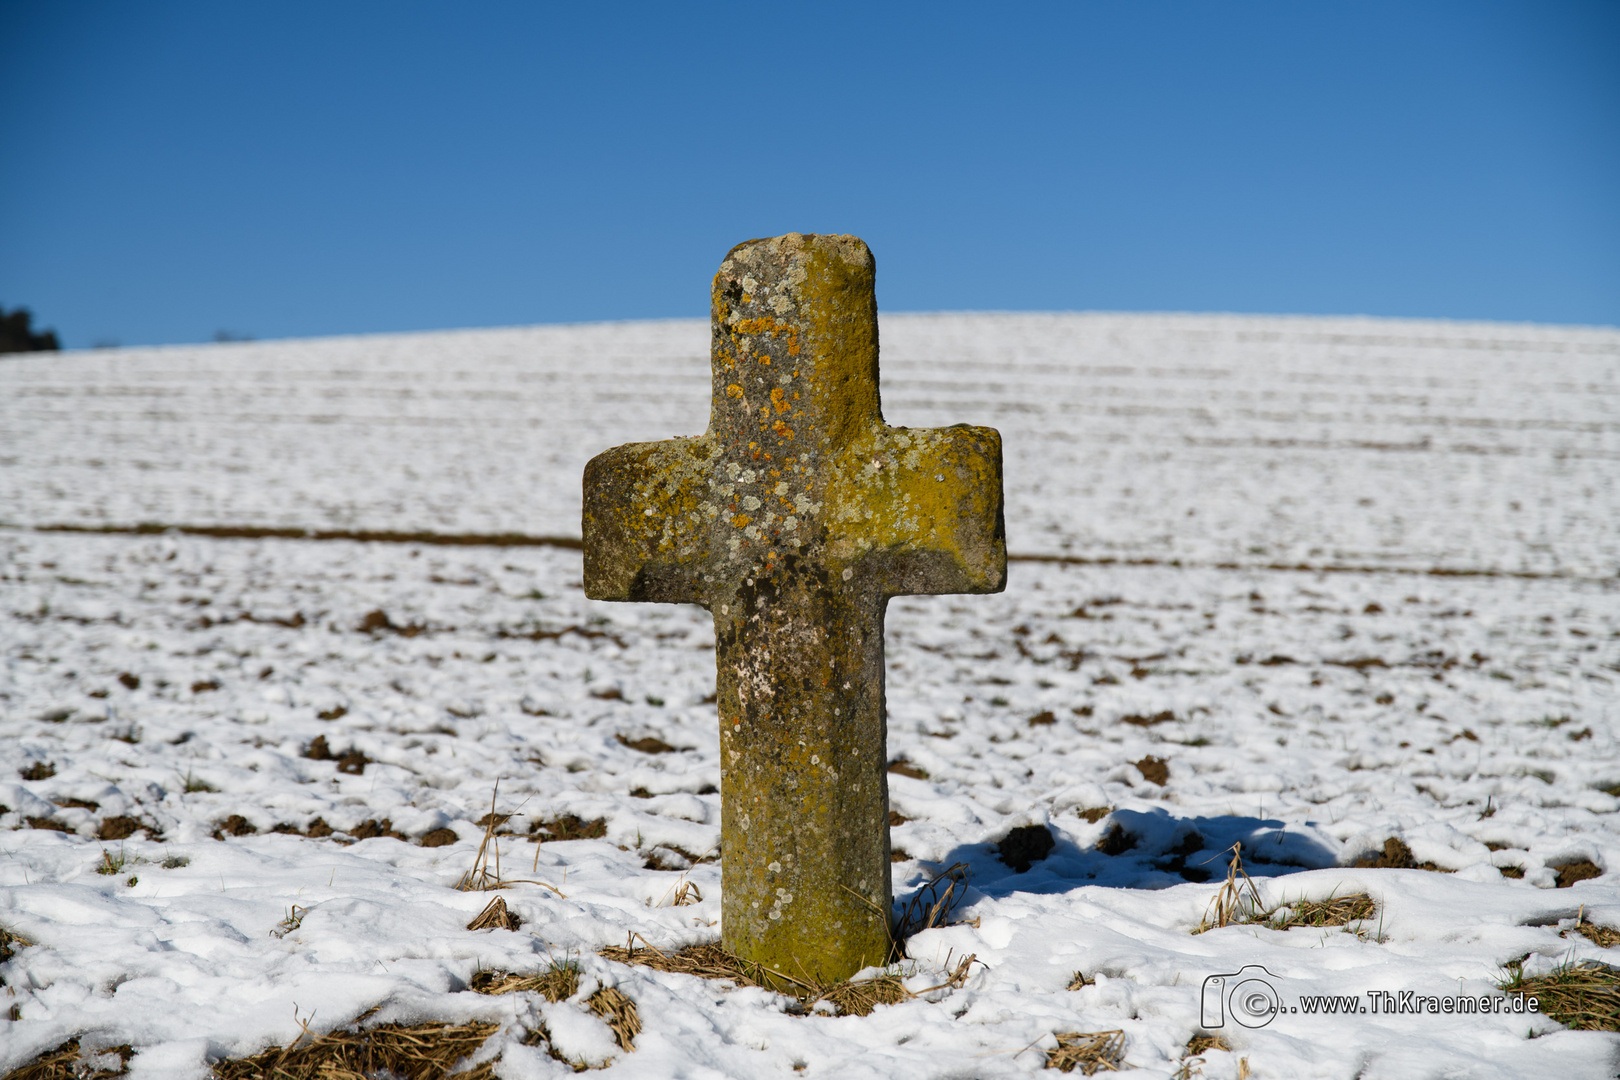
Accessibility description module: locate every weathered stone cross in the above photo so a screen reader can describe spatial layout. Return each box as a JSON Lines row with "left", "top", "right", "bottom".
{"left": 583, "top": 233, "right": 1005, "bottom": 982}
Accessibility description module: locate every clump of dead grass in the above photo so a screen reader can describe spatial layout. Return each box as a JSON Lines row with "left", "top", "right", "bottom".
{"left": 471, "top": 957, "right": 582, "bottom": 1002}
{"left": 1191, "top": 845, "right": 1379, "bottom": 938}
{"left": 210, "top": 1016, "right": 500, "bottom": 1079}
{"left": 2, "top": 1039, "right": 133, "bottom": 1080}
{"left": 599, "top": 937, "right": 975, "bottom": 1018}
{"left": 1499, "top": 958, "right": 1620, "bottom": 1032}
{"left": 1044, "top": 1029, "right": 1125, "bottom": 1074}
{"left": 892, "top": 861, "right": 972, "bottom": 952}
{"left": 453, "top": 783, "right": 563, "bottom": 898}
{"left": 1257, "top": 891, "right": 1379, "bottom": 934}
{"left": 470, "top": 959, "right": 640, "bottom": 1056}
{"left": 466, "top": 895, "right": 523, "bottom": 931}
{"left": 586, "top": 987, "right": 642, "bottom": 1051}
{"left": 1565, "top": 909, "right": 1620, "bottom": 949}
{"left": 1192, "top": 844, "right": 1263, "bottom": 933}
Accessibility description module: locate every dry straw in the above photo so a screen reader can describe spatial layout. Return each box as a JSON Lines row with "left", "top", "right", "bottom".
{"left": 1192, "top": 844, "right": 1379, "bottom": 938}
{"left": 1499, "top": 958, "right": 1620, "bottom": 1032}
{"left": 1044, "top": 1029, "right": 1125, "bottom": 1074}
{"left": 600, "top": 936, "right": 976, "bottom": 1018}
{"left": 211, "top": 1017, "right": 500, "bottom": 1080}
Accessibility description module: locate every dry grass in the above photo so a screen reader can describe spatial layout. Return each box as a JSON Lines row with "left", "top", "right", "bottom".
{"left": 1192, "top": 844, "right": 1263, "bottom": 933}
{"left": 466, "top": 895, "right": 523, "bottom": 931}
{"left": 454, "top": 784, "right": 564, "bottom": 898}
{"left": 1045, "top": 1029, "right": 1125, "bottom": 1074}
{"left": 210, "top": 1017, "right": 500, "bottom": 1079}
{"left": 892, "top": 861, "right": 971, "bottom": 951}
{"left": 599, "top": 938, "right": 975, "bottom": 1018}
{"left": 1567, "top": 911, "right": 1620, "bottom": 949}
{"left": 1, "top": 926, "right": 33, "bottom": 966}
{"left": 2, "top": 1039, "right": 133, "bottom": 1080}
{"left": 1191, "top": 847, "right": 1378, "bottom": 938}
{"left": 587, "top": 988, "right": 642, "bottom": 1051}
{"left": 1499, "top": 958, "right": 1620, "bottom": 1032}
{"left": 471, "top": 958, "right": 582, "bottom": 1002}
{"left": 1256, "top": 891, "right": 1379, "bottom": 934}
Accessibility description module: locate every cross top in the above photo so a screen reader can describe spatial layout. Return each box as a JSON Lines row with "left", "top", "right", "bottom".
{"left": 584, "top": 233, "right": 1005, "bottom": 982}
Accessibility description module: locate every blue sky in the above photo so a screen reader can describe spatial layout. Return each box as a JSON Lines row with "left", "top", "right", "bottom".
{"left": 2, "top": 1, "right": 1616, "bottom": 348}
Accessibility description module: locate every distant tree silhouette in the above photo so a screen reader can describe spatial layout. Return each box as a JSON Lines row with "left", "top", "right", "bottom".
{"left": 0, "top": 306, "right": 60, "bottom": 353}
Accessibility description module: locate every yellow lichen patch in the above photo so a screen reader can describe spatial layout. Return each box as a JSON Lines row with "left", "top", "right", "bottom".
{"left": 820, "top": 424, "right": 1004, "bottom": 592}
{"left": 731, "top": 513, "right": 751, "bottom": 528}
{"left": 769, "top": 387, "right": 792, "bottom": 414}
{"left": 726, "top": 384, "right": 745, "bottom": 398}
{"left": 773, "top": 421, "right": 794, "bottom": 440}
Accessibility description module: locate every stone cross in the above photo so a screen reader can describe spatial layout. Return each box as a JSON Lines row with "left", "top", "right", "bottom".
{"left": 583, "top": 233, "right": 1005, "bottom": 983}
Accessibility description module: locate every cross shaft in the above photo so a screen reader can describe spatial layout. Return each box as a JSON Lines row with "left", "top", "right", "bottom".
{"left": 583, "top": 234, "right": 1005, "bottom": 981}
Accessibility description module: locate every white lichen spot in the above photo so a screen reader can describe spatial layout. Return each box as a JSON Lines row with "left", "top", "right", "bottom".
{"left": 768, "top": 861, "right": 782, "bottom": 873}
{"left": 769, "top": 294, "right": 793, "bottom": 315}
{"left": 741, "top": 274, "right": 758, "bottom": 293}
{"left": 726, "top": 462, "right": 741, "bottom": 480}
{"left": 742, "top": 495, "right": 761, "bottom": 511}
{"left": 744, "top": 525, "right": 760, "bottom": 539}
{"left": 841, "top": 568, "right": 853, "bottom": 581}
{"left": 774, "top": 481, "right": 789, "bottom": 496}
{"left": 740, "top": 469, "right": 757, "bottom": 484}
{"left": 784, "top": 516, "right": 797, "bottom": 531}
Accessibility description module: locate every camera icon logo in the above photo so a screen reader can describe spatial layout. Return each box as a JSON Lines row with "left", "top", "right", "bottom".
{"left": 1200, "top": 965, "right": 1281, "bottom": 1029}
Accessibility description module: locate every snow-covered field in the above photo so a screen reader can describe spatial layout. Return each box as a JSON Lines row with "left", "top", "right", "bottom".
{"left": 2, "top": 312, "right": 1618, "bottom": 1078}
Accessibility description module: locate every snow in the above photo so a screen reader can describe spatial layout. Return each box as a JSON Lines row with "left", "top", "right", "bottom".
{"left": 1, "top": 311, "right": 1618, "bottom": 1078}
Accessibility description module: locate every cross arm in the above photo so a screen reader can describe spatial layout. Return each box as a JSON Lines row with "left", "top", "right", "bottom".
{"left": 582, "top": 436, "right": 719, "bottom": 605}
{"left": 823, "top": 423, "right": 1007, "bottom": 596}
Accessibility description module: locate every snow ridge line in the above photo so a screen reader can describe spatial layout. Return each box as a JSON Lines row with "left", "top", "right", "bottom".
{"left": 6, "top": 522, "right": 1615, "bottom": 585}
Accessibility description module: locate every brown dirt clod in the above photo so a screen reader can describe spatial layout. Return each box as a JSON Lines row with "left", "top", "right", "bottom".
{"left": 997, "top": 824, "right": 1055, "bottom": 873}
{"left": 214, "top": 815, "right": 257, "bottom": 839}
{"left": 419, "top": 827, "right": 459, "bottom": 848}
{"left": 1133, "top": 756, "right": 1169, "bottom": 786}
{"left": 529, "top": 816, "right": 608, "bottom": 843}
{"left": 1120, "top": 711, "right": 1175, "bottom": 728}
{"left": 1028, "top": 710, "right": 1057, "bottom": 727}
{"left": 887, "top": 759, "right": 929, "bottom": 780}
{"left": 97, "top": 816, "right": 142, "bottom": 841}
{"left": 19, "top": 762, "right": 56, "bottom": 781}
{"left": 1096, "top": 824, "right": 1136, "bottom": 856}
{"left": 617, "top": 734, "right": 676, "bottom": 754}
{"left": 1354, "top": 837, "right": 1452, "bottom": 872}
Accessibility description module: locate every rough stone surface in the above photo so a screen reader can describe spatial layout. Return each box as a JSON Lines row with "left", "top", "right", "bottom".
{"left": 582, "top": 233, "right": 1006, "bottom": 981}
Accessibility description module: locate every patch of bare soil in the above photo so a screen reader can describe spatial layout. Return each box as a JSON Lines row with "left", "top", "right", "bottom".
{"left": 303, "top": 734, "right": 371, "bottom": 775}
{"left": 997, "top": 824, "right": 1055, "bottom": 872}
{"left": 528, "top": 815, "right": 608, "bottom": 843}
{"left": 887, "top": 759, "right": 929, "bottom": 780}
{"left": 1133, "top": 756, "right": 1169, "bottom": 786}
{"left": 1353, "top": 838, "right": 1452, "bottom": 872}
{"left": 616, "top": 734, "right": 676, "bottom": 754}
{"left": 1119, "top": 711, "right": 1175, "bottom": 728}
{"left": 1554, "top": 860, "right": 1603, "bottom": 888}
